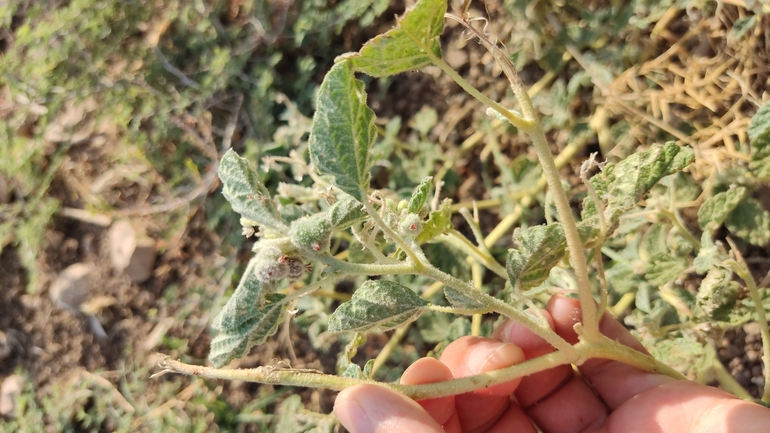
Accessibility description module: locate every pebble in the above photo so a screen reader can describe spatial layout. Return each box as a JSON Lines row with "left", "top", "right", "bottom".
{"left": 0, "top": 374, "right": 25, "bottom": 418}
{"left": 108, "top": 219, "right": 156, "bottom": 283}
{"left": 49, "top": 263, "right": 91, "bottom": 312}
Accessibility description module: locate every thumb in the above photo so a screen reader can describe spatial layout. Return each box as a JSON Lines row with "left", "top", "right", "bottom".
{"left": 334, "top": 384, "right": 444, "bottom": 433}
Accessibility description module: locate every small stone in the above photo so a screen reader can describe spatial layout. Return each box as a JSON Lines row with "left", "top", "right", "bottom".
{"left": 746, "top": 349, "right": 760, "bottom": 362}
{"left": 0, "top": 374, "right": 25, "bottom": 418}
{"left": 108, "top": 219, "right": 156, "bottom": 283}
{"left": 743, "top": 322, "right": 761, "bottom": 336}
{"left": 49, "top": 263, "right": 91, "bottom": 312}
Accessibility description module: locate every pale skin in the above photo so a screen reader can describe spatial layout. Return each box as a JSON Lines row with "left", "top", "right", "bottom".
{"left": 334, "top": 295, "right": 770, "bottom": 433}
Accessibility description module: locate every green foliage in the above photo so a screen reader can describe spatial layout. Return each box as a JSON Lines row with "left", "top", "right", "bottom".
{"left": 327, "top": 198, "right": 368, "bottom": 230}
{"left": 698, "top": 187, "right": 747, "bottom": 232}
{"left": 724, "top": 198, "right": 770, "bottom": 246}
{"left": 219, "top": 150, "right": 284, "bottom": 232}
{"left": 407, "top": 176, "right": 433, "bottom": 215}
{"left": 644, "top": 253, "right": 688, "bottom": 288}
{"left": 308, "top": 62, "right": 377, "bottom": 200}
{"left": 749, "top": 102, "right": 770, "bottom": 178}
{"left": 507, "top": 223, "right": 569, "bottom": 290}
{"left": 345, "top": 0, "right": 446, "bottom": 76}
{"left": 289, "top": 214, "right": 334, "bottom": 254}
{"left": 209, "top": 265, "right": 286, "bottom": 367}
{"left": 328, "top": 280, "right": 429, "bottom": 333}
{"left": 696, "top": 266, "right": 739, "bottom": 322}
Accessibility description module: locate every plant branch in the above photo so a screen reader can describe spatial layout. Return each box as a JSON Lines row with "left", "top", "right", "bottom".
{"left": 725, "top": 238, "right": 770, "bottom": 403}
{"left": 441, "top": 230, "right": 507, "bottom": 278}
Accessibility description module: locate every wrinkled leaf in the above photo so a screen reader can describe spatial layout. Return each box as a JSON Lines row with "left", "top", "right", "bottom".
{"left": 309, "top": 61, "right": 376, "bottom": 200}
{"left": 696, "top": 265, "right": 739, "bottom": 322}
{"left": 507, "top": 223, "right": 567, "bottom": 290}
{"left": 344, "top": 0, "right": 445, "bottom": 76}
{"left": 644, "top": 252, "right": 688, "bottom": 288}
{"left": 418, "top": 199, "right": 453, "bottom": 243}
{"left": 749, "top": 102, "right": 770, "bottom": 178}
{"left": 444, "top": 286, "right": 486, "bottom": 310}
{"left": 694, "top": 232, "right": 724, "bottom": 274}
{"left": 327, "top": 197, "right": 368, "bottom": 229}
{"left": 218, "top": 149, "right": 284, "bottom": 231}
{"left": 328, "top": 280, "right": 429, "bottom": 332}
{"left": 724, "top": 197, "right": 770, "bottom": 246}
{"left": 408, "top": 176, "right": 432, "bottom": 214}
{"left": 209, "top": 293, "right": 286, "bottom": 367}
{"left": 698, "top": 187, "right": 747, "bottom": 231}
{"left": 583, "top": 143, "right": 695, "bottom": 232}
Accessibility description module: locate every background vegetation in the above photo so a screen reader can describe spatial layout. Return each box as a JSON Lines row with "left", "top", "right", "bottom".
{"left": 0, "top": 0, "right": 768, "bottom": 431}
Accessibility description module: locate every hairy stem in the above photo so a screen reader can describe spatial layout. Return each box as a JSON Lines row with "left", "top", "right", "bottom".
{"left": 441, "top": 230, "right": 507, "bottom": 278}
{"left": 362, "top": 198, "right": 422, "bottom": 265}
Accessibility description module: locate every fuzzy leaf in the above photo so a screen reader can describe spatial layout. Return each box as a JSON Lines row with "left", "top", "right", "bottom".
{"left": 696, "top": 266, "right": 739, "bottom": 321}
{"left": 644, "top": 252, "right": 688, "bottom": 288}
{"left": 444, "top": 287, "right": 486, "bottom": 310}
{"left": 309, "top": 61, "right": 376, "bottom": 200}
{"left": 327, "top": 197, "right": 368, "bottom": 230}
{"left": 407, "top": 176, "right": 432, "bottom": 214}
{"left": 218, "top": 149, "right": 283, "bottom": 231}
{"left": 344, "top": 0, "right": 445, "bottom": 76}
{"left": 507, "top": 224, "right": 567, "bottom": 290}
{"left": 328, "top": 280, "right": 429, "bottom": 333}
{"left": 209, "top": 293, "right": 287, "bottom": 368}
{"left": 724, "top": 197, "right": 770, "bottom": 246}
{"left": 583, "top": 143, "right": 695, "bottom": 231}
{"left": 289, "top": 213, "right": 333, "bottom": 253}
{"left": 748, "top": 102, "right": 770, "bottom": 178}
{"left": 698, "top": 187, "right": 747, "bottom": 231}
{"left": 694, "top": 232, "right": 722, "bottom": 274}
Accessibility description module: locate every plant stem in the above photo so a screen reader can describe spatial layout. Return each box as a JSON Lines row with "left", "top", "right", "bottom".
{"left": 441, "top": 231, "right": 507, "bottom": 278}
{"left": 157, "top": 338, "right": 682, "bottom": 400}
{"left": 659, "top": 209, "right": 701, "bottom": 250}
{"left": 527, "top": 126, "right": 599, "bottom": 340}
{"left": 419, "top": 264, "right": 578, "bottom": 361}
{"left": 725, "top": 239, "right": 770, "bottom": 403}
{"left": 362, "top": 198, "right": 422, "bottom": 265}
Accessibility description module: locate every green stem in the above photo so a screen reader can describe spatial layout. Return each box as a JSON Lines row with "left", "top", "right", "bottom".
{"left": 429, "top": 304, "right": 490, "bottom": 316}
{"left": 362, "top": 198, "right": 422, "bottom": 266}
{"left": 157, "top": 338, "right": 682, "bottom": 400}
{"left": 419, "top": 264, "right": 578, "bottom": 361}
{"left": 659, "top": 209, "right": 701, "bottom": 250}
{"left": 725, "top": 241, "right": 770, "bottom": 403}
{"left": 441, "top": 231, "right": 507, "bottom": 279}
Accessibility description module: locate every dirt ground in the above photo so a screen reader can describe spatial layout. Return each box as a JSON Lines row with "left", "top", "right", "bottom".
{"left": 1, "top": 0, "right": 769, "bottom": 431}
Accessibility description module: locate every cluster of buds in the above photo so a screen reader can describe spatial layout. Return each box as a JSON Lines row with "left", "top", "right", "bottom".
{"left": 253, "top": 246, "right": 310, "bottom": 283}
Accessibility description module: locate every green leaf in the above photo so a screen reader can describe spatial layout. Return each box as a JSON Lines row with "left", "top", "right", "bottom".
{"left": 344, "top": 0, "right": 445, "bottom": 76}
{"left": 417, "top": 198, "right": 454, "bottom": 243}
{"left": 407, "top": 176, "right": 432, "bottom": 214}
{"left": 694, "top": 232, "right": 721, "bottom": 274}
{"left": 724, "top": 197, "right": 770, "bottom": 246}
{"left": 327, "top": 197, "right": 368, "bottom": 230}
{"left": 644, "top": 252, "right": 688, "bottom": 288}
{"left": 218, "top": 149, "right": 284, "bottom": 231}
{"left": 209, "top": 292, "right": 287, "bottom": 368}
{"left": 308, "top": 61, "right": 376, "bottom": 200}
{"left": 749, "top": 102, "right": 770, "bottom": 178}
{"left": 328, "top": 280, "right": 429, "bottom": 333}
{"left": 583, "top": 143, "right": 695, "bottom": 231}
{"left": 696, "top": 265, "right": 739, "bottom": 322}
{"left": 444, "top": 286, "right": 486, "bottom": 310}
{"left": 698, "top": 187, "right": 747, "bottom": 231}
{"left": 507, "top": 223, "right": 567, "bottom": 290}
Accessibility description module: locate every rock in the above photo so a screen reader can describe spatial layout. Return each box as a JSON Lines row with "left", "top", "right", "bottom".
{"left": 0, "top": 374, "right": 25, "bottom": 418}
{"left": 108, "top": 219, "right": 156, "bottom": 283}
{"left": 49, "top": 263, "right": 91, "bottom": 312}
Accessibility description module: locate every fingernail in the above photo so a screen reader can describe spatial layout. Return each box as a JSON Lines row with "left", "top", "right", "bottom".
{"left": 466, "top": 342, "right": 524, "bottom": 374}
{"left": 334, "top": 392, "right": 373, "bottom": 433}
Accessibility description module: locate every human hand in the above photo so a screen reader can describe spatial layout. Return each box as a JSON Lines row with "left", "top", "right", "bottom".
{"left": 333, "top": 295, "right": 770, "bottom": 433}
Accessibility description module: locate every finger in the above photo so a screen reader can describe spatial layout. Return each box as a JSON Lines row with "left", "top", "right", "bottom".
{"left": 439, "top": 336, "right": 526, "bottom": 432}
{"left": 598, "top": 380, "right": 770, "bottom": 433}
{"left": 334, "top": 384, "right": 444, "bottom": 433}
{"left": 401, "top": 357, "right": 461, "bottom": 432}
{"left": 494, "top": 310, "right": 574, "bottom": 408}
{"left": 495, "top": 311, "right": 608, "bottom": 433}
{"left": 485, "top": 403, "right": 540, "bottom": 433}
{"left": 547, "top": 295, "right": 674, "bottom": 409}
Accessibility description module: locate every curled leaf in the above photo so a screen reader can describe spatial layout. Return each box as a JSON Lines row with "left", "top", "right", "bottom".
{"left": 218, "top": 149, "right": 283, "bottom": 231}
{"left": 328, "top": 280, "right": 429, "bottom": 333}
